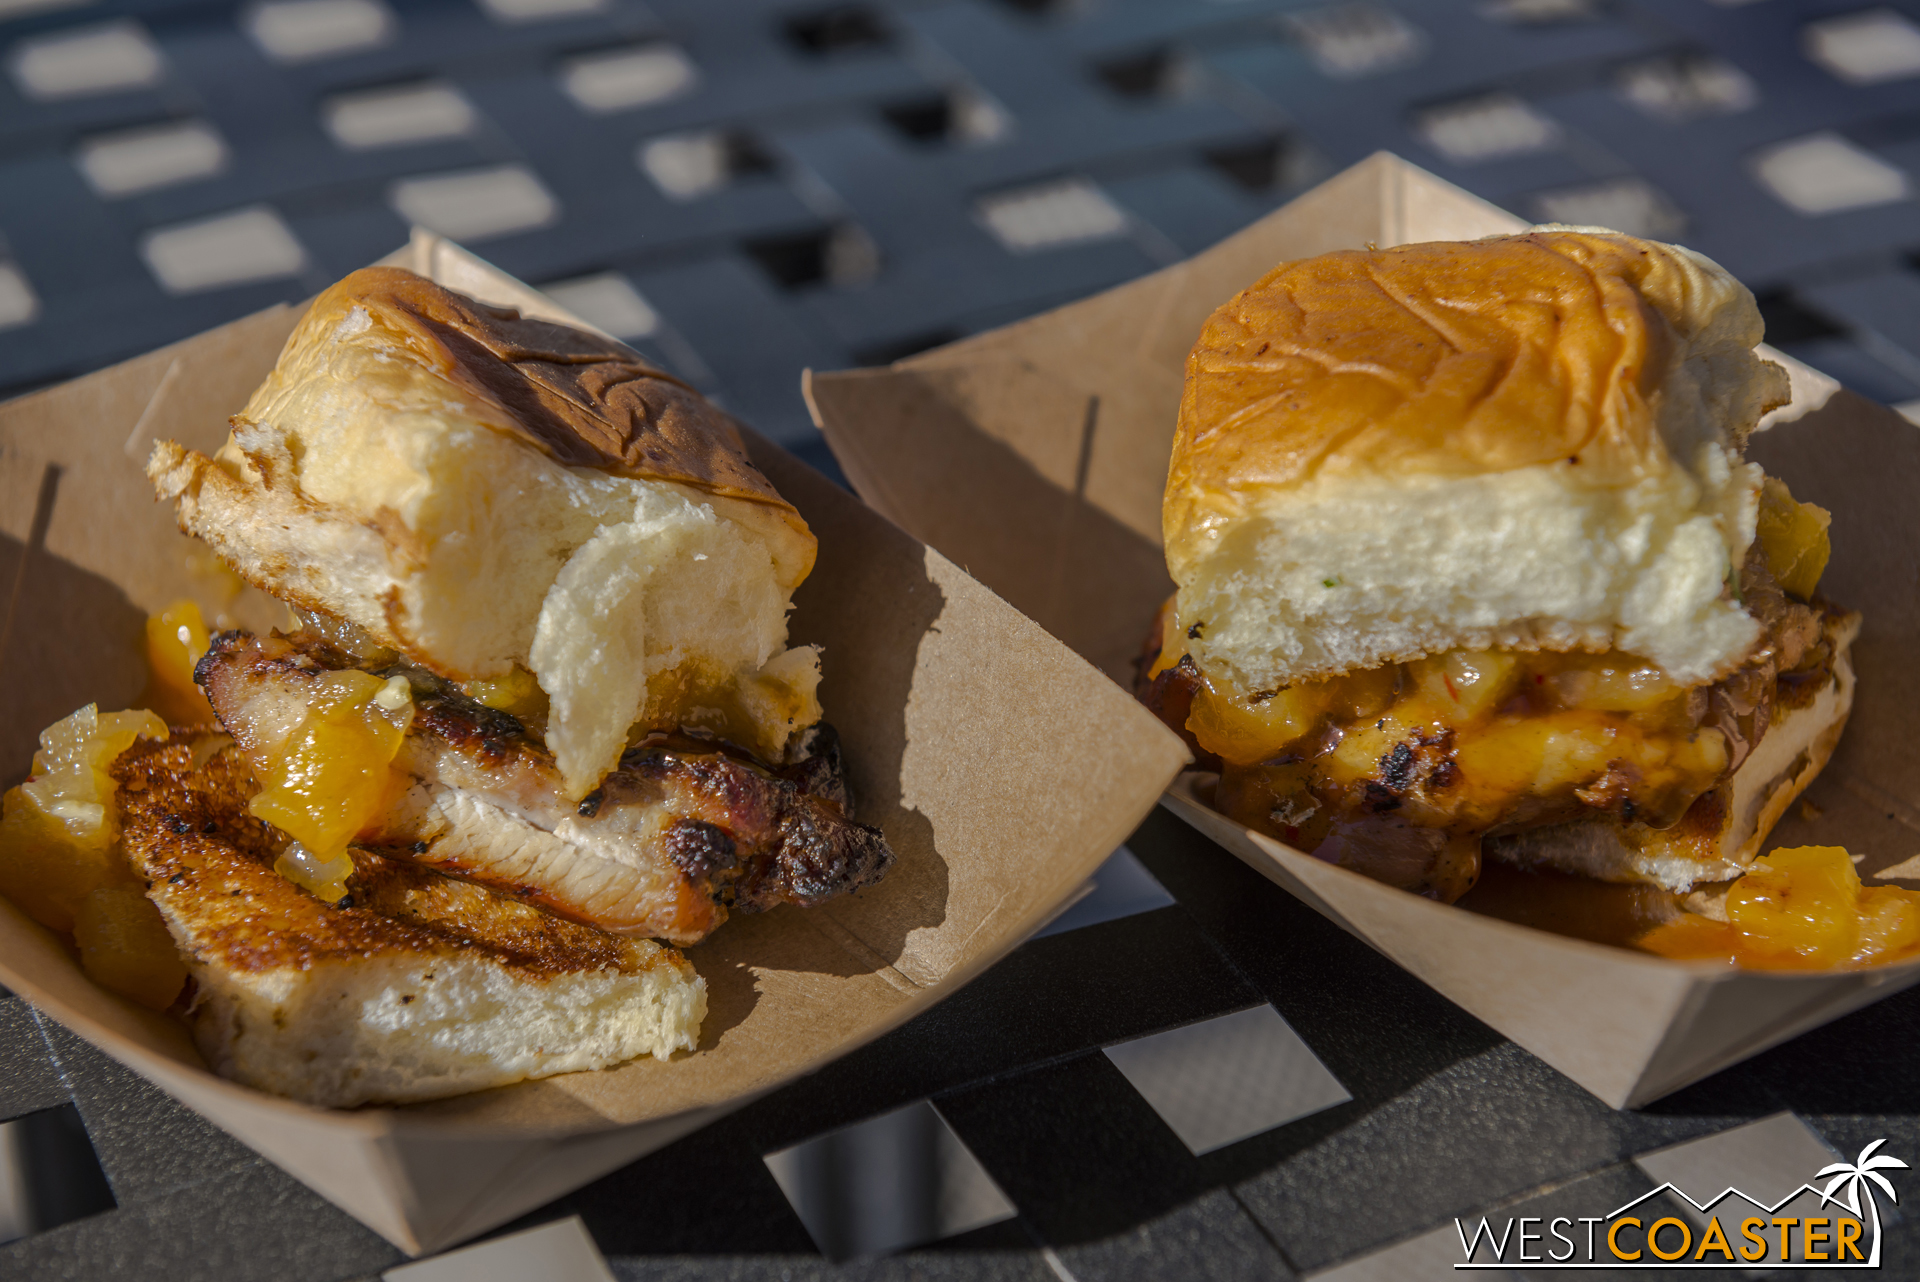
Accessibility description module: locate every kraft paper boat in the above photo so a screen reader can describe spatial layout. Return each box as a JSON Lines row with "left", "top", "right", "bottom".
{"left": 0, "top": 231, "right": 1190, "bottom": 1253}
{"left": 806, "top": 152, "right": 1920, "bottom": 1110}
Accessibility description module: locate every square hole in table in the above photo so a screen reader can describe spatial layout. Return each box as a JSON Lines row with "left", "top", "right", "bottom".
{"left": 1283, "top": 5, "right": 1426, "bottom": 80}
{"left": 1618, "top": 53, "right": 1757, "bottom": 120}
{"left": 976, "top": 177, "right": 1128, "bottom": 253}
{"left": 561, "top": 44, "right": 697, "bottom": 113}
{"left": 1413, "top": 93, "right": 1560, "bottom": 163}
{"left": 1752, "top": 132, "right": 1910, "bottom": 216}
{"left": 478, "top": 0, "right": 606, "bottom": 23}
{"left": 3, "top": 1103, "right": 117, "bottom": 1241}
{"left": 385, "top": 1216, "right": 614, "bottom": 1282}
{"left": 390, "top": 166, "right": 560, "bottom": 242}
{"left": 77, "top": 120, "right": 228, "bottom": 197}
{"left": 1805, "top": 9, "right": 1920, "bottom": 86}
{"left": 1204, "top": 134, "right": 1317, "bottom": 194}
{"left": 763, "top": 1099, "right": 1016, "bottom": 1261}
{"left": 1091, "top": 46, "right": 1193, "bottom": 99}
{"left": 245, "top": 0, "right": 395, "bottom": 64}
{"left": 1477, "top": 0, "right": 1599, "bottom": 23}
{"left": 1104, "top": 1004, "right": 1349, "bottom": 1155}
{"left": 324, "top": 82, "right": 476, "bottom": 150}
{"left": 540, "top": 271, "right": 658, "bottom": 340}
{"left": 639, "top": 129, "right": 774, "bottom": 200}
{"left": 744, "top": 224, "right": 879, "bottom": 289}
{"left": 1529, "top": 176, "right": 1685, "bottom": 238}
{"left": 8, "top": 20, "right": 164, "bottom": 101}
{"left": 141, "top": 206, "right": 307, "bottom": 294}
{"left": 1035, "top": 845, "right": 1173, "bottom": 938}
{"left": 0, "top": 262, "right": 40, "bottom": 331}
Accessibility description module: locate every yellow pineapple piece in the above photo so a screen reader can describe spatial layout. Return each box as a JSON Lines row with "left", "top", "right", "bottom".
{"left": 74, "top": 884, "right": 187, "bottom": 1010}
{"left": 1755, "top": 476, "right": 1831, "bottom": 601}
{"left": 1726, "top": 845, "right": 1861, "bottom": 965}
{"left": 1639, "top": 847, "right": 1920, "bottom": 969}
{"left": 0, "top": 706, "right": 166, "bottom": 932}
{"left": 1530, "top": 722, "right": 1619, "bottom": 795}
{"left": 30, "top": 705, "right": 170, "bottom": 839}
{"left": 1187, "top": 678, "right": 1329, "bottom": 766}
{"left": 142, "top": 599, "right": 215, "bottom": 724}
{"left": 1853, "top": 886, "right": 1920, "bottom": 962}
{"left": 0, "top": 787, "right": 126, "bottom": 933}
{"left": 1568, "top": 658, "right": 1683, "bottom": 715}
{"left": 1412, "top": 650, "right": 1521, "bottom": 721}
{"left": 1446, "top": 715, "right": 1551, "bottom": 802}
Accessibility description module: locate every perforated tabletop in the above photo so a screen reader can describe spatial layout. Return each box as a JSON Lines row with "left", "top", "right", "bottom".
{"left": 3, "top": 1, "right": 1920, "bottom": 1278}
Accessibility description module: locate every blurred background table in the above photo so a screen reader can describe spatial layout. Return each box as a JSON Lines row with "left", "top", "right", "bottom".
{"left": 2, "top": 0, "right": 1919, "bottom": 1278}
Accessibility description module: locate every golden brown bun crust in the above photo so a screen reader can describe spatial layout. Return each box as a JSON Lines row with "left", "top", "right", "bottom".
{"left": 1166, "top": 230, "right": 1778, "bottom": 542}
{"left": 305, "top": 266, "right": 796, "bottom": 519}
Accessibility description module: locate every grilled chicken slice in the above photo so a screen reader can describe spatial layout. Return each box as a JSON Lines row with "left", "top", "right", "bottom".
{"left": 198, "top": 631, "right": 894, "bottom": 945}
{"left": 115, "top": 735, "right": 706, "bottom": 1108}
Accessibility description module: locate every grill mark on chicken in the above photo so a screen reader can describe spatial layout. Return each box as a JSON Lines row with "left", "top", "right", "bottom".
{"left": 663, "top": 820, "right": 738, "bottom": 881}
{"left": 1379, "top": 743, "right": 1417, "bottom": 792}
{"left": 198, "top": 631, "right": 895, "bottom": 944}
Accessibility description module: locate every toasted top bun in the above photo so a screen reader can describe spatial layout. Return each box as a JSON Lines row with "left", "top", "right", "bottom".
{"left": 151, "top": 268, "right": 821, "bottom": 797}
{"left": 1165, "top": 229, "right": 1791, "bottom": 696}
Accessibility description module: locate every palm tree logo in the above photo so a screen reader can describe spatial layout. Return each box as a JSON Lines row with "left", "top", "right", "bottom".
{"left": 1817, "top": 1139, "right": 1908, "bottom": 1266}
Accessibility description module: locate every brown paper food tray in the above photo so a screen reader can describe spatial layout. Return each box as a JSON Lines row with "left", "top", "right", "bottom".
{"left": 808, "top": 152, "right": 1920, "bottom": 1111}
{"left": 0, "top": 231, "right": 1190, "bottom": 1254}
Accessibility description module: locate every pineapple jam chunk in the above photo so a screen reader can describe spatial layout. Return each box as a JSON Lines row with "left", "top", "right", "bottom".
{"left": 0, "top": 705, "right": 187, "bottom": 1010}
{"left": 141, "top": 598, "right": 214, "bottom": 724}
{"left": 1638, "top": 846, "right": 1920, "bottom": 969}
{"left": 0, "top": 705, "right": 167, "bottom": 931}
{"left": 247, "top": 670, "right": 414, "bottom": 903}
{"left": 1755, "top": 476, "right": 1831, "bottom": 602}
{"left": 463, "top": 664, "right": 549, "bottom": 732}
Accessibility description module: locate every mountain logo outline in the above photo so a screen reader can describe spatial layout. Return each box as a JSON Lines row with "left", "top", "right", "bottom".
{"left": 1453, "top": 1139, "right": 1905, "bottom": 1269}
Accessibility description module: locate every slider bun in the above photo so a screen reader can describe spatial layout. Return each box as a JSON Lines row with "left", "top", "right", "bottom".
{"left": 150, "top": 267, "right": 821, "bottom": 797}
{"left": 1489, "top": 625, "right": 1856, "bottom": 890}
{"left": 1165, "top": 229, "right": 1792, "bottom": 695}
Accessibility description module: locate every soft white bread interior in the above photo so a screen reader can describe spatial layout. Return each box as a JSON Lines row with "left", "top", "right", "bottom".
{"left": 1164, "top": 228, "right": 1792, "bottom": 696}
{"left": 1491, "top": 620, "right": 1856, "bottom": 891}
{"left": 118, "top": 737, "right": 706, "bottom": 1109}
{"left": 150, "top": 267, "right": 820, "bottom": 797}
{"left": 188, "top": 929, "right": 705, "bottom": 1110}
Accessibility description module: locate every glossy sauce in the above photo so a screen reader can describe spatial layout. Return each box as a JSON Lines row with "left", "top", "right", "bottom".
{"left": 246, "top": 669, "right": 414, "bottom": 903}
